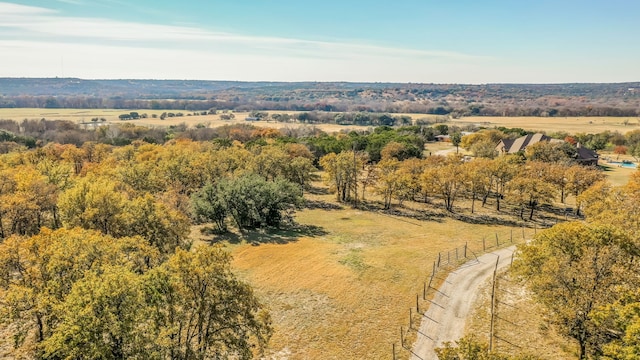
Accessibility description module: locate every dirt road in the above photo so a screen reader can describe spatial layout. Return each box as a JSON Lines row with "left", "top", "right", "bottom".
{"left": 411, "top": 246, "right": 516, "bottom": 360}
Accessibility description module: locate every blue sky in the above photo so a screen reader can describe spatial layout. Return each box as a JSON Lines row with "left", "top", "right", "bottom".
{"left": 0, "top": 0, "right": 638, "bottom": 83}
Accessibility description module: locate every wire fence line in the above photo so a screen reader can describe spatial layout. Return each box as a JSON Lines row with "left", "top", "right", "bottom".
{"left": 392, "top": 225, "right": 538, "bottom": 360}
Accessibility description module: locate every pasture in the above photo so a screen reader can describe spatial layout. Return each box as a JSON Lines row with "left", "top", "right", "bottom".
{"left": 450, "top": 115, "right": 640, "bottom": 135}
{"left": 1, "top": 108, "right": 639, "bottom": 135}
{"left": 191, "top": 186, "right": 537, "bottom": 359}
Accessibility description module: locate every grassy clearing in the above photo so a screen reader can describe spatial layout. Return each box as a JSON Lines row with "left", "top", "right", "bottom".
{"left": 465, "top": 269, "right": 577, "bottom": 359}
{"left": 190, "top": 186, "right": 538, "bottom": 360}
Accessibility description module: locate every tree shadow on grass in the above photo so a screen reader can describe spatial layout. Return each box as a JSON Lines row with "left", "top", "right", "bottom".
{"left": 204, "top": 223, "right": 328, "bottom": 246}
{"left": 303, "top": 199, "right": 344, "bottom": 210}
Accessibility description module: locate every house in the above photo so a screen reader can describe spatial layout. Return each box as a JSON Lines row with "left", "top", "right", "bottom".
{"left": 245, "top": 116, "right": 259, "bottom": 121}
{"left": 574, "top": 143, "right": 599, "bottom": 166}
{"left": 496, "top": 133, "right": 554, "bottom": 154}
{"left": 495, "top": 133, "right": 598, "bottom": 165}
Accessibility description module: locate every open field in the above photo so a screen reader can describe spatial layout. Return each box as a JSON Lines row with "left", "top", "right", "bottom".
{"left": 450, "top": 116, "right": 640, "bottom": 135}
{"left": 1, "top": 108, "right": 639, "bottom": 135}
{"left": 190, "top": 187, "right": 538, "bottom": 360}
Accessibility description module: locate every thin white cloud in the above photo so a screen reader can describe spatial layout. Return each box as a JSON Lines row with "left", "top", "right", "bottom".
{"left": 0, "top": 1, "right": 488, "bottom": 62}
{"left": 55, "top": 0, "right": 84, "bottom": 4}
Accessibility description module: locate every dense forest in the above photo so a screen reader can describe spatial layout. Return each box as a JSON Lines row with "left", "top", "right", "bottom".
{"left": 1, "top": 78, "right": 639, "bottom": 117}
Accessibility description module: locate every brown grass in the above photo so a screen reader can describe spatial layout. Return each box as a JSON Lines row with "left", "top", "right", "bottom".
{"left": 450, "top": 116, "right": 640, "bottom": 135}
{"left": 1, "top": 108, "right": 638, "bottom": 135}
{"left": 465, "top": 269, "right": 577, "bottom": 359}
{"left": 190, "top": 186, "right": 539, "bottom": 360}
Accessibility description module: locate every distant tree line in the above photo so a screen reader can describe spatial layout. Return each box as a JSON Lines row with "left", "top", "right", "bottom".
{"left": 1, "top": 85, "right": 639, "bottom": 117}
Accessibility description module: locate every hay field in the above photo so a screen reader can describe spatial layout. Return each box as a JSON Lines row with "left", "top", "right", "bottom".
{"left": 0, "top": 108, "right": 372, "bottom": 133}
{"left": 451, "top": 116, "right": 640, "bottom": 135}
{"left": 1, "top": 108, "right": 638, "bottom": 135}
{"left": 189, "top": 187, "right": 536, "bottom": 360}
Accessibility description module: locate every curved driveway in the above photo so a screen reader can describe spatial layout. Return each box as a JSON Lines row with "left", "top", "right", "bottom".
{"left": 411, "top": 246, "right": 516, "bottom": 360}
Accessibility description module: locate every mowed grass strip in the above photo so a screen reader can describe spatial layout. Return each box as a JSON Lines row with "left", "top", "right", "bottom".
{"left": 228, "top": 198, "right": 522, "bottom": 359}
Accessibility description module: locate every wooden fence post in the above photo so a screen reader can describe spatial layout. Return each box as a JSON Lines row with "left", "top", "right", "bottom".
{"left": 510, "top": 229, "right": 513, "bottom": 243}
{"left": 495, "top": 233, "right": 499, "bottom": 247}
{"left": 437, "top": 253, "right": 441, "bottom": 268}
{"left": 489, "top": 256, "right": 499, "bottom": 352}
{"left": 432, "top": 261, "right": 436, "bottom": 276}
{"left": 483, "top": 237, "right": 486, "bottom": 251}
{"left": 464, "top": 242, "right": 468, "bottom": 258}
{"left": 409, "top": 308, "right": 413, "bottom": 329}
{"left": 423, "top": 282, "right": 426, "bottom": 300}
{"left": 400, "top": 327, "right": 405, "bottom": 347}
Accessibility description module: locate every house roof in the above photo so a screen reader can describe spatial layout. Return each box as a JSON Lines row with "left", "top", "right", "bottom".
{"left": 575, "top": 143, "right": 598, "bottom": 161}
{"left": 501, "top": 133, "right": 551, "bottom": 153}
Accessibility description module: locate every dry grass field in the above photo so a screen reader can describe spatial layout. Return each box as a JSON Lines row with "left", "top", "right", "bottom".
{"left": 191, "top": 187, "right": 537, "bottom": 360}
{"left": 450, "top": 116, "right": 640, "bottom": 135}
{"left": 1, "top": 108, "right": 639, "bottom": 135}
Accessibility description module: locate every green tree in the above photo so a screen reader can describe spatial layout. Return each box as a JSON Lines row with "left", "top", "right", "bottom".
{"left": 191, "top": 181, "right": 228, "bottom": 233}
{"left": 192, "top": 175, "right": 303, "bottom": 231}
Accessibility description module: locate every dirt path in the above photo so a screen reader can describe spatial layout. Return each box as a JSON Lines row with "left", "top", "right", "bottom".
{"left": 411, "top": 246, "right": 516, "bottom": 360}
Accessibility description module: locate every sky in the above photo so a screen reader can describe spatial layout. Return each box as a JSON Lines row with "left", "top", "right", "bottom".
{"left": 0, "top": 0, "right": 638, "bottom": 83}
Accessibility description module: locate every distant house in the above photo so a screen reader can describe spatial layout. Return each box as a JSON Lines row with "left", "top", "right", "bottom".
{"left": 574, "top": 143, "right": 599, "bottom": 166}
{"left": 496, "top": 133, "right": 555, "bottom": 154}
{"left": 245, "top": 116, "right": 259, "bottom": 121}
{"left": 495, "top": 133, "right": 598, "bottom": 165}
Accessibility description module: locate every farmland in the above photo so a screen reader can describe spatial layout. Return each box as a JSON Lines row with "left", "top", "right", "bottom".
{"left": 1, "top": 108, "right": 639, "bottom": 135}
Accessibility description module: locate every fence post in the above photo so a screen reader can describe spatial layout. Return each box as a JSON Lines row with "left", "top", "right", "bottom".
{"left": 432, "top": 261, "right": 436, "bottom": 276}
{"left": 464, "top": 242, "right": 468, "bottom": 258}
{"left": 456, "top": 247, "right": 459, "bottom": 261}
{"left": 437, "top": 253, "right": 441, "bottom": 268}
{"left": 510, "top": 229, "right": 513, "bottom": 243}
{"left": 400, "top": 327, "right": 405, "bottom": 347}
{"left": 495, "top": 233, "right": 499, "bottom": 247}
{"left": 409, "top": 308, "right": 413, "bottom": 329}
{"left": 423, "top": 282, "right": 426, "bottom": 300}
{"left": 393, "top": 343, "right": 396, "bottom": 360}
{"left": 483, "top": 237, "right": 486, "bottom": 251}
{"left": 489, "top": 256, "right": 499, "bottom": 352}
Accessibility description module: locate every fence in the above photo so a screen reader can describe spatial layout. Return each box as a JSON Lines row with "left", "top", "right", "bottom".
{"left": 392, "top": 225, "right": 538, "bottom": 360}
